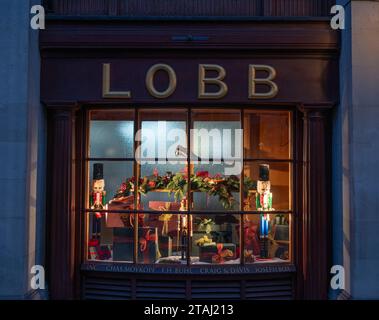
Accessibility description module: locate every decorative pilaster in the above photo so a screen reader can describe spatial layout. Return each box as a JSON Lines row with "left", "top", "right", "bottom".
{"left": 46, "top": 103, "right": 78, "bottom": 300}
{"left": 301, "top": 107, "right": 331, "bottom": 300}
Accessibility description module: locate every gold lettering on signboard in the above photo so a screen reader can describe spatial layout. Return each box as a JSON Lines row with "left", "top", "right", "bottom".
{"left": 249, "top": 64, "right": 279, "bottom": 99}
{"left": 198, "top": 64, "right": 228, "bottom": 99}
{"left": 102, "top": 63, "right": 279, "bottom": 100}
{"left": 102, "top": 63, "right": 131, "bottom": 99}
{"left": 146, "top": 63, "right": 177, "bottom": 99}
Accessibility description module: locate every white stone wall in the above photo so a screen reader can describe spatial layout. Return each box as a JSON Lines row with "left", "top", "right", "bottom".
{"left": 350, "top": 0, "right": 379, "bottom": 299}
{"left": 0, "top": 0, "right": 45, "bottom": 299}
{"left": 334, "top": 0, "right": 379, "bottom": 299}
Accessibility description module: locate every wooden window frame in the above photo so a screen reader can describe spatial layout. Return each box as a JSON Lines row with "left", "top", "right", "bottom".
{"left": 83, "top": 106, "right": 295, "bottom": 267}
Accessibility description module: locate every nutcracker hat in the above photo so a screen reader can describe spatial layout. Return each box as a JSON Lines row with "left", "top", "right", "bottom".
{"left": 93, "top": 163, "right": 104, "bottom": 180}
{"left": 259, "top": 164, "right": 270, "bottom": 181}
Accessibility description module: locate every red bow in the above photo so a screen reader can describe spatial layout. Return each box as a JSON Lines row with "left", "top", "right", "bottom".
{"left": 139, "top": 229, "right": 157, "bottom": 252}
{"left": 212, "top": 244, "right": 234, "bottom": 264}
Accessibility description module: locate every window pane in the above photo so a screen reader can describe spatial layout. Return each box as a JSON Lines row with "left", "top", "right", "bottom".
{"left": 191, "top": 214, "right": 240, "bottom": 264}
{"left": 191, "top": 109, "right": 242, "bottom": 212}
{"left": 244, "top": 162, "right": 292, "bottom": 211}
{"left": 192, "top": 164, "right": 240, "bottom": 212}
{"left": 244, "top": 110, "right": 291, "bottom": 159}
{"left": 88, "top": 161, "right": 133, "bottom": 209}
{"left": 138, "top": 109, "right": 188, "bottom": 213}
{"left": 243, "top": 214, "right": 291, "bottom": 263}
{"left": 138, "top": 108, "right": 187, "bottom": 161}
{"left": 192, "top": 109, "right": 241, "bottom": 163}
{"left": 87, "top": 212, "right": 131, "bottom": 262}
{"left": 88, "top": 211, "right": 189, "bottom": 264}
{"left": 113, "top": 222, "right": 160, "bottom": 264}
{"left": 155, "top": 214, "right": 189, "bottom": 264}
{"left": 86, "top": 108, "right": 295, "bottom": 267}
{"left": 139, "top": 121, "right": 187, "bottom": 161}
{"left": 89, "top": 110, "right": 134, "bottom": 158}
{"left": 139, "top": 164, "right": 187, "bottom": 211}
{"left": 136, "top": 109, "right": 190, "bottom": 264}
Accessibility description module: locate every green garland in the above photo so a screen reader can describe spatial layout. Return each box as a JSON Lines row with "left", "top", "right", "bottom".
{"left": 114, "top": 171, "right": 257, "bottom": 210}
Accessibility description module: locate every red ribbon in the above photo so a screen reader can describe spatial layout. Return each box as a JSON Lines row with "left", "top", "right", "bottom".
{"left": 214, "top": 244, "right": 226, "bottom": 263}
{"left": 200, "top": 244, "right": 228, "bottom": 264}
{"left": 139, "top": 229, "right": 157, "bottom": 252}
{"left": 88, "top": 238, "right": 99, "bottom": 247}
{"left": 113, "top": 236, "right": 133, "bottom": 244}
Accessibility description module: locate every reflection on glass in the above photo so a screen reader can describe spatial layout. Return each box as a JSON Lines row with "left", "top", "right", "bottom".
{"left": 192, "top": 115, "right": 241, "bottom": 163}
{"left": 138, "top": 108, "right": 187, "bottom": 163}
{"left": 140, "top": 120, "right": 187, "bottom": 162}
{"left": 244, "top": 214, "right": 290, "bottom": 263}
{"left": 191, "top": 214, "right": 240, "bottom": 264}
{"left": 191, "top": 110, "right": 242, "bottom": 212}
{"left": 244, "top": 110, "right": 291, "bottom": 159}
{"left": 89, "top": 110, "right": 134, "bottom": 158}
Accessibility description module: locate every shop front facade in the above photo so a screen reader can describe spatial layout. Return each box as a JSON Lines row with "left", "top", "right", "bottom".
{"left": 40, "top": 0, "right": 339, "bottom": 300}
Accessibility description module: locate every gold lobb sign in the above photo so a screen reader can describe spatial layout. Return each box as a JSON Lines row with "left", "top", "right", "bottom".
{"left": 102, "top": 63, "right": 279, "bottom": 100}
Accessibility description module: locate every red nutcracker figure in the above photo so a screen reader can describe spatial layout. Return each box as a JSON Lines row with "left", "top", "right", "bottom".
{"left": 90, "top": 163, "right": 106, "bottom": 239}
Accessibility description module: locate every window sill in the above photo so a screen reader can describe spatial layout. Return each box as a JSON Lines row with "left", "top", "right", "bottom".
{"left": 81, "top": 261, "right": 296, "bottom": 275}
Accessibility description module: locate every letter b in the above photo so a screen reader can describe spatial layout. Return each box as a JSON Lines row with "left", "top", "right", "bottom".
{"left": 249, "top": 65, "right": 279, "bottom": 99}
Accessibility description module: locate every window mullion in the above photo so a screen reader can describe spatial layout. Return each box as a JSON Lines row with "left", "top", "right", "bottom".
{"left": 133, "top": 107, "right": 139, "bottom": 264}
{"left": 186, "top": 107, "right": 191, "bottom": 266}
{"left": 240, "top": 108, "right": 245, "bottom": 265}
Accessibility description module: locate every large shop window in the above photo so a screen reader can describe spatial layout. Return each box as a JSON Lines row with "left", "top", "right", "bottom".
{"left": 86, "top": 108, "right": 293, "bottom": 265}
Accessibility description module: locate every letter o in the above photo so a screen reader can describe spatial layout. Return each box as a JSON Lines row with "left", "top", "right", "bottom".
{"left": 146, "top": 64, "right": 177, "bottom": 98}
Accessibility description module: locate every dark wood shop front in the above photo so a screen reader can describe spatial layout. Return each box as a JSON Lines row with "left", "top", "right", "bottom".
{"left": 41, "top": 19, "right": 339, "bottom": 300}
